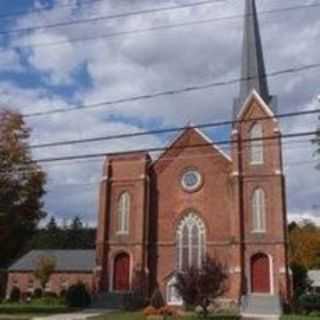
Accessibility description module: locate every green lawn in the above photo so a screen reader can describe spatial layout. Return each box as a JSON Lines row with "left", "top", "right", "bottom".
{"left": 90, "top": 311, "right": 320, "bottom": 320}
{"left": 0, "top": 303, "right": 72, "bottom": 314}
{"left": 90, "top": 312, "right": 144, "bottom": 320}
{"left": 90, "top": 311, "right": 240, "bottom": 320}
{"left": 281, "top": 316, "right": 320, "bottom": 320}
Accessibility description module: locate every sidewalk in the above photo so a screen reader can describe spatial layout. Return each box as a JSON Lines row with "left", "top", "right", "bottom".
{"left": 32, "top": 309, "right": 106, "bottom": 320}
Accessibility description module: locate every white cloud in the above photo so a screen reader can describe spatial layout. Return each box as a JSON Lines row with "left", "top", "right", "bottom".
{"left": 0, "top": 49, "right": 24, "bottom": 72}
{"left": 1, "top": 0, "right": 320, "bottom": 224}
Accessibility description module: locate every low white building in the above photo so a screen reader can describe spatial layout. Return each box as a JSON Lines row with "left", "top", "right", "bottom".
{"left": 308, "top": 271, "right": 320, "bottom": 294}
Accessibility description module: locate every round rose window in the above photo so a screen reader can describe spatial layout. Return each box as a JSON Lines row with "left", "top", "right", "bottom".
{"left": 181, "top": 170, "right": 202, "bottom": 192}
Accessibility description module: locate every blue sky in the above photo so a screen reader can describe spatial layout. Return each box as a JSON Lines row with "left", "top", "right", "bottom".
{"left": 0, "top": 0, "right": 319, "bottom": 225}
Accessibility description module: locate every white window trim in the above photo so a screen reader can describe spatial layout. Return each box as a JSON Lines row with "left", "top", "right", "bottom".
{"left": 181, "top": 170, "right": 202, "bottom": 192}
{"left": 176, "top": 213, "right": 206, "bottom": 271}
{"left": 250, "top": 123, "right": 264, "bottom": 165}
{"left": 117, "top": 192, "right": 130, "bottom": 234}
{"left": 248, "top": 253, "right": 274, "bottom": 295}
{"left": 252, "top": 189, "right": 266, "bottom": 233}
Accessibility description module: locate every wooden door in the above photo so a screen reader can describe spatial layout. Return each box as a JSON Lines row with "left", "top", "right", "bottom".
{"left": 251, "top": 253, "right": 270, "bottom": 293}
{"left": 113, "top": 253, "right": 130, "bottom": 291}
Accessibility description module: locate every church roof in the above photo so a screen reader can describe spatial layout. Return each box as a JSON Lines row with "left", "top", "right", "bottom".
{"left": 152, "top": 126, "right": 231, "bottom": 168}
{"left": 234, "top": 0, "right": 273, "bottom": 119}
{"left": 8, "top": 250, "right": 95, "bottom": 272}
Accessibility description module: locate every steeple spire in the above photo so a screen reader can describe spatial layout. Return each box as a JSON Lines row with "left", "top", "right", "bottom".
{"left": 234, "top": 0, "right": 272, "bottom": 118}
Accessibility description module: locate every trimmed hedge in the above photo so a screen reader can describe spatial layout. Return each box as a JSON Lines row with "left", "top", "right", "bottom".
{"left": 298, "top": 294, "right": 320, "bottom": 313}
{"left": 65, "top": 283, "right": 91, "bottom": 308}
{"left": 0, "top": 303, "right": 71, "bottom": 314}
{"left": 9, "top": 287, "right": 20, "bottom": 302}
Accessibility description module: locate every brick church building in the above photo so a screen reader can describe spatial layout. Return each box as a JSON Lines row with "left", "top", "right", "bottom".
{"left": 95, "top": 0, "right": 290, "bottom": 313}
{"left": 7, "top": 0, "right": 290, "bottom": 315}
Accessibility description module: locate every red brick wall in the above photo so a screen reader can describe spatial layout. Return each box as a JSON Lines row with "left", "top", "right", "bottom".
{"left": 7, "top": 271, "right": 95, "bottom": 297}
{"left": 96, "top": 152, "right": 150, "bottom": 292}
{"left": 151, "top": 128, "right": 239, "bottom": 299}
{"left": 234, "top": 93, "right": 290, "bottom": 300}
{"left": 96, "top": 92, "right": 290, "bottom": 303}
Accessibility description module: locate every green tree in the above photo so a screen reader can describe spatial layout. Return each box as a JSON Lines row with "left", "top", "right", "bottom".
{"left": 30, "top": 216, "right": 96, "bottom": 250}
{"left": 66, "top": 216, "right": 92, "bottom": 249}
{"left": 33, "top": 255, "right": 56, "bottom": 290}
{"left": 288, "top": 219, "right": 320, "bottom": 299}
{"left": 0, "top": 109, "right": 46, "bottom": 267}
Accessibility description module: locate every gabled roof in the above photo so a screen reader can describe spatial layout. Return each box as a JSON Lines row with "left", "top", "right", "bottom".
{"left": 239, "top": 0, "right": 270, "bottom": 109}
{"left": 237, "top": 89, "right": 277, "bottom": 121}
{"left": 192, "top": 127, "right": 231, "bottom": 162}
{"left": 8, "top": 250, "right": 95, "bottom": 272}
{"left": 152, "top": 125, "right": 231, "bottom": 168}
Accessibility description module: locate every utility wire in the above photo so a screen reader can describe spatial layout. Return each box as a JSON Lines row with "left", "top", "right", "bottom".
{"left": 0, "top": 0, "right": 224, "bottom": 36}
{"left": 29, "top": 108, "right": 320, "bottom": 149}
{"left": 29, "top": 130, "right": 317, "bottom": 164}
{"left": 46, "top": 158, "right": 320, "bottom": 189}
{"left": 22, "top": 62, "right": 320, "bottom": 118}
{"left": 4, "top": 2, "right": 320, "bottom": 51}
{"left": 1, "top": 138, "right": 317, "bottom": 181}
{"left": 0, "top": 0, "right": 106, "bottom": 21}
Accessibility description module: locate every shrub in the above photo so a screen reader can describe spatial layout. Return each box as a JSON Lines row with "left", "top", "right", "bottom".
{"left": 175, "top": 257, "right": 228, "bottom": 317}
{"left": 123, "top": 292, "right": 146, "bottom": 311}
{"left": 31, "top": 296, "right": 64, "bottom": 306}
{"left": 159, "top": 305, "right": 177, "bottom": 317}
{"left": 60, "top": 289, "right": 67, "bottom": 298}
{"left": 65, "top": 282, "right": 91, "bottom": 308}
{"left": 32, "top": 288, "right": 43, "bottom": 299}
{"left": 150, "top": 288, "right": 165, "bottom": 309}
{"left": 298, "top": 293, "right": 320, "bottom": 313}
{"left": 144, "top": 306, "right": 159, "bottom": 316}
{"left": 44, "top": 291, "right": 58, "bottom": 299}
{"left": 9, "top": 287, "right": 20, "bottom": 302}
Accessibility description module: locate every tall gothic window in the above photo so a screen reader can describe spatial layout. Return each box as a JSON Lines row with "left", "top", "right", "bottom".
{"left": 252, "top": 188, "right": 266, "bottom": 232}
{"left": 250, "top": 123, "right": 263, "bottom": 164}
{"left": 118, "top": 192, "right": 130, "bottom": 234}
{"left": 177, "top": 213, "right": 206, "bottom": 270}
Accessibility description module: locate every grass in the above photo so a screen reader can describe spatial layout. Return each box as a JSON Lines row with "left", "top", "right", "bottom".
{"left": 281, "top": 316, "right": 320, "bottom": 320}
{"left": 0, "top": 302, "right": 78, "bottom": 319}
{"left": 89, "top": 311, "right": 240, "bottom": 320}
{"left": 89, "top": 311, "right": 144, "bottom": 320}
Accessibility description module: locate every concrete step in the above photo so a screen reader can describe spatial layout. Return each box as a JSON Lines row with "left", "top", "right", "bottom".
{"left": 241, "top": 294, "right": 282, "bottom": 317}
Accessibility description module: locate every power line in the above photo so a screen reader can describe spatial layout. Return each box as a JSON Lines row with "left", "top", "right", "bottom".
{"left": 29, "top": 130, "right": 317, "bottom": 164}
{"left": 1, "top": 138, "right": 317, "bottom": 180}
{"left": 0, "top": 0, "right": 106, "bottom": 21}
{"left": 46, "top": 158, "right": 320, "bottom": 189}
{"left": 4, "top": 2, "right": 320, "bottom": 51}
{"left": 23, "top": 62, "right": 320, "bottom": 118}
{"left": 0, "top": 0, "right": 224, "bottom": 37}
{"left": 29, "top": 108, "right": 320, "bottom": 150}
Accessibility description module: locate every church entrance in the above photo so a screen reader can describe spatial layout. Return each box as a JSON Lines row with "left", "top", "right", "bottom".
{"left": 251, "top": 253, "right": 271, "bottom": 294}
{"left": 113, "top": 253, "right": 130, "bottom": 291}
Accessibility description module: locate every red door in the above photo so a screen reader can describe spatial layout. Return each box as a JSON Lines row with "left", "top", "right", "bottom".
{"left": 113, "top": 253, "right": 130, "bottom": 291}
{"left": 251, "top": 253, "right": 270, "bottom": 293}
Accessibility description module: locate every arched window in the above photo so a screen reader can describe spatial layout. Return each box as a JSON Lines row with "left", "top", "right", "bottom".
{"left": 177, "top": 213, "right": 206, "bottom": 270}
{"left": 118, "top": 192, "right": 130, "bottom": 234}
{"left": 252, "top": 188, "right": 266, "bottom": 232}
{"left": 250, "top": 123, "right": 263, "bottom": 164}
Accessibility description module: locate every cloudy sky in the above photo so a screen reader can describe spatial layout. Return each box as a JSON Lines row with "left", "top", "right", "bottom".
{"left": 0, "top": 0, "right": 319, "bottom": 226}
